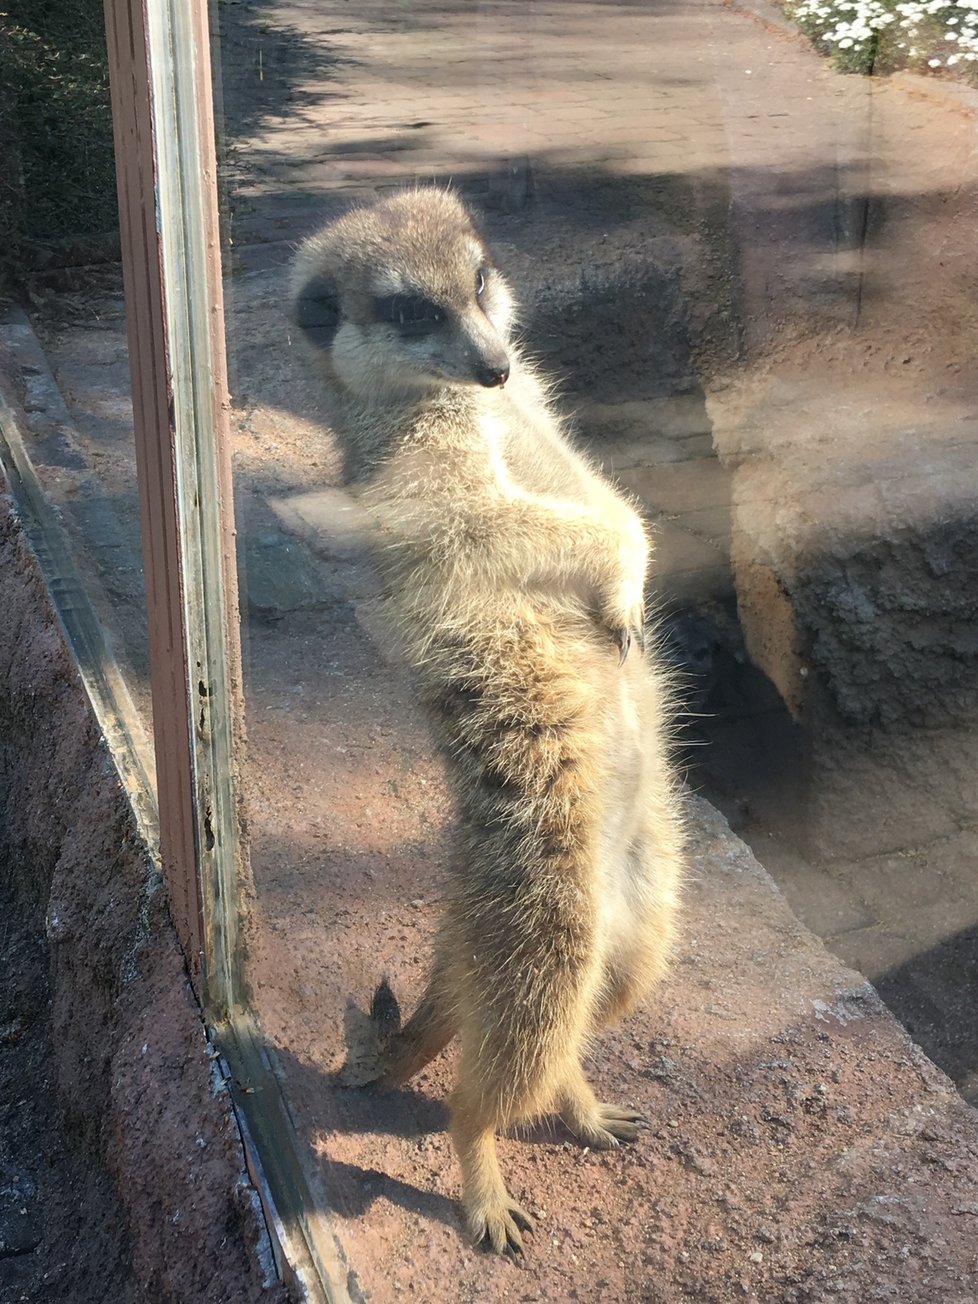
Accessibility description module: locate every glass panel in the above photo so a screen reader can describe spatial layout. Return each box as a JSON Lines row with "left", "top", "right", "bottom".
{"left": 212, "top": 0, "right": 978, "bottom": 1292}
{"left": 0, "top": 1, "right": 154, "bottom": 794}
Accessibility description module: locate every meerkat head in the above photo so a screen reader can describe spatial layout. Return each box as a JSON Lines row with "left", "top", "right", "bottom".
{"left": 292, "top": 188, "right": 515, "bottom": 401}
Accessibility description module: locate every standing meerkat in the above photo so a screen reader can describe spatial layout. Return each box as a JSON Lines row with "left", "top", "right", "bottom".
{"left": 292, "top": 188, "right": 685, "bottom": 1254}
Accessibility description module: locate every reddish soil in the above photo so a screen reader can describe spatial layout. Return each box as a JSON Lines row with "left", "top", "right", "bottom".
{"left": 0, "top": 485, "right": 287, "bottom": 1304}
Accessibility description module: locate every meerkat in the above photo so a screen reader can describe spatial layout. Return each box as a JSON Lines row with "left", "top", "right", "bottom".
{"left": 292, "top": 188, "right": 685, "bottom": 1255}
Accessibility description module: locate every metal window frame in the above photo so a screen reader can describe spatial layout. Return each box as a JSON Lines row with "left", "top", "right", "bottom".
{"left": 101, "top": 0, "right": 350, "bottom": 1297}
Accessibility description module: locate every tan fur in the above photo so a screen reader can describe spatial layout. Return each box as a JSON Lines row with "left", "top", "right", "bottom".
{"left": 293, "top": 189, "right": 685, "bottom": 1254}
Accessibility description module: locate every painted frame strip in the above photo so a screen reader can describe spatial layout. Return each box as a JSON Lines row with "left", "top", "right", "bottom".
{"left": 101, "top": 0, "right": 350, "bottom": 1297}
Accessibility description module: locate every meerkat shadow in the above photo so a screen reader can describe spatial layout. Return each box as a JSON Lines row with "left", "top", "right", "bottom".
{"left": 265, "top": 1043, "right": 459, "bottom": 1232}
{"left": 330, "top": 993, "right": 450, "bottom": 1137}
{"left": 315, "top": 1159, "right": 462, "bottom": 1232}
{"left": 337, "top": 992, "right": 390, "bottom": 1088}
{"left": 329, "top": 1076, "right": 451, "bottom": 1139}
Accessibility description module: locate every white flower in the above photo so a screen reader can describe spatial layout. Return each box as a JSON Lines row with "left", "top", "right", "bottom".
{"left": 795, "top": 0, "right": 978, "bottom": 70}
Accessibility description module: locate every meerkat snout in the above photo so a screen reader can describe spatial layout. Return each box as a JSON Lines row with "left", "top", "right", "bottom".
{"left": 476, "top": 359, "right": 510, "bottom": 388}
{"left": 456, "top": 308, "right": 510, "bottom": 388}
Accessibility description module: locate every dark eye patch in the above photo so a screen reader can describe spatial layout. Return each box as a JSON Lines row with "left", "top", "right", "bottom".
{"left": 476, "top": 267, "right": 487, "bottom": 297}
{"left": 294, "top": 274, "right": 340, "bottom": 349}
{"left": 373, "top": 293, "right": 446, "bottom": 337}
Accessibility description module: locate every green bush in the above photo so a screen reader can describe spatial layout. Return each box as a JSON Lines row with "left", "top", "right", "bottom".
{"left": 0, "top": 1, "right": 117, "bottom": 291}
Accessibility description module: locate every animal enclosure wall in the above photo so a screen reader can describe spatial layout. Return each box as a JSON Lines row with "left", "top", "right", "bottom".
{"left": 0, "top": 478, "right": 283, "bottom": 1303}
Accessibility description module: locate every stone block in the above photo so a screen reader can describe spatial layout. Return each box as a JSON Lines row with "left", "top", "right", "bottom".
{"left": 751, "top": 835, "right": 876, "bottom": 938}
{"left": 650, "top": 520, "right": 729, "bottom": 578}
{"left": 618, "top": 456, "right": 732, "bottom": 514}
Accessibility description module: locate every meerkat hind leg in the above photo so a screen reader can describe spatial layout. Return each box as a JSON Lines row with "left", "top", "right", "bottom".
{"left": 452, "top": 1086, "right": 535, "bottom": 1254}
{"left": 558, "top": 1060, "right": 644, "bottom": 1149}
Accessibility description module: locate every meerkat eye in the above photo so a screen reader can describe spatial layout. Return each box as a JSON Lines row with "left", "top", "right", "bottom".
{"left": 476, "top": 267, "right": 487, "bottom": 297}
{"left": 373, "top": 293, "right": 446, "bottom": 337}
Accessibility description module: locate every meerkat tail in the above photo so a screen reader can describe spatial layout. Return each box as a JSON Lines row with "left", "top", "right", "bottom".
{"left": 338, "top": 976, "right": 401, "bottom": 1087}
{"left": 376, "top": 973, "right": 457, "bottom": 1089}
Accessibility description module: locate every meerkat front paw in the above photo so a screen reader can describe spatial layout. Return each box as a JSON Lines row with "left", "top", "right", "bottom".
{"left": 610, "top": 618, "right": 647, "bottom": 665}
{"left": 466, "top": 1196, "right": 535, "bottom": 1255}
{"left": 602, "top": 577, "right": 647, "bottom": 665}
{"left": 600, "top": 516, "right": 649, "bottom": 663}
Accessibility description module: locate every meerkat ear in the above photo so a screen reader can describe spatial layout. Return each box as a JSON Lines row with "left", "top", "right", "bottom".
{"left": 293, "top": 273, "right": 341, "bottom": 350}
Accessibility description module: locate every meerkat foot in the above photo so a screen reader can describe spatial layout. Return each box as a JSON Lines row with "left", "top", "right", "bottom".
{"left": 467, "top": 1196, "right": 534, "bottom": 1255}
{"left": 454, "top": 1106, "right": 534, "bottom": 1254}
{"left": 564, "top": 1100, "right": 645, "bottom": 1149}
{"left": 559, "top": 1067, "right": 646, "bottom": 1149}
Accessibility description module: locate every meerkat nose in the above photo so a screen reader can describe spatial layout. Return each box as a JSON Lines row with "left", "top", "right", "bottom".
{"left": 477, "top": 362, "right": 510, "bottom": 389}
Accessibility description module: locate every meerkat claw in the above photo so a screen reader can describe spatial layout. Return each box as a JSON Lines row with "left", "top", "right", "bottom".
{"left": 613, "top": 620, "right": 647, "bottom": 664}
{"left": 473, "top": 1202, "right": 534, "bottom": 1255}
{"left": 596, "top": 1104, "right": 646, "bottom": 1144}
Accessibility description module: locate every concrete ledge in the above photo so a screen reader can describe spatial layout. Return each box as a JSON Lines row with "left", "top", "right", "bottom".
{"left": 257, "top": 779, "right": 978, "bottom": 1302}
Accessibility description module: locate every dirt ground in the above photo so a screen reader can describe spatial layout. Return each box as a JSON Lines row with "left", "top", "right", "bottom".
{"left": 0, "top": 492, "right": 285, "bottom": 1304}
{"left": 4, "top": 0, "right": 978, "bottom": 1299}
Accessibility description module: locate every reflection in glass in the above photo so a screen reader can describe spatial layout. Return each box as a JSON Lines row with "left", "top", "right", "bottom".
{"left": 0, "top": 4, "right": 153, "bottom": 787}
{"left": 212, "top": 0, "right": 978, "bottom": 1292}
